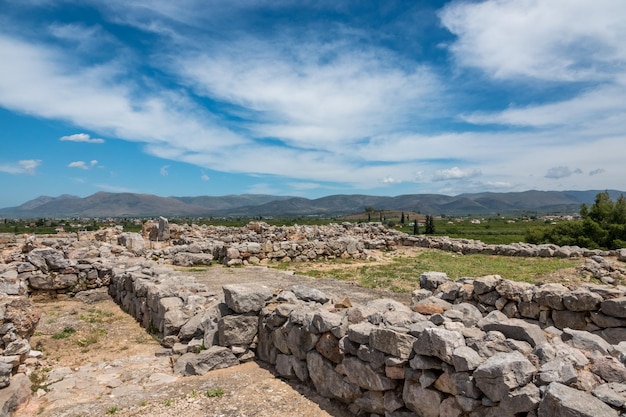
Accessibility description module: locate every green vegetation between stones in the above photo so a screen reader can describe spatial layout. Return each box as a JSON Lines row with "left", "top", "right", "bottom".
{"left": 276, "top": 250, "right": 580, "bottom": 292}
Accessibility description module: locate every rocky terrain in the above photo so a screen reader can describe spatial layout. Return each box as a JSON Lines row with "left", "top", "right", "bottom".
{"left": 0, "top": 221, "right": 624, "bottom": 416}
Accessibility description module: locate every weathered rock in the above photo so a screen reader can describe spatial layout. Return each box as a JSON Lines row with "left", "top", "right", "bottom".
{"left": 592, "top": 382, "right": 626, "bottom": 408}
{"left": 538, "top": 382, "right": 618, "bottom": 417}
{"left": 536, "top": 284, "right": 569, "bottom": 310}
{"left": 290, "top": 285, "right": 330, "bottom": 304}
{"left": 563, "top": 289, "right": 603, "bottom": 312}
{"left": 174, "top": 346, "right": 239, "bottom": 376}
{"left": 369, "top": 328, "right": 416, "bottom": 360}
{"left": 473, "top": 351, "right": 536, "bottom": 402}
{"left": 223, "top": 284, "right": 272, "bottom": 313}
{"left": 479, "top": 310, "right": 546, "bottom": 347}
{"left": 0, "top": 362, "right": 12, "bottom": 389}
{"left": 537, "top": 359, "right": 578, "bottom": 385}
{"left": 473, "top": 275, "right": 501, "bottom": 295}
{"left": 561, "top": 328, "right": 613, "bottom": 355}
{"left": 414, "top": 327, "right": 466, "bottom": 364}
{"left": 420, "top": 271, "right": 450, "bottom": 291}
{"left": 218, "top": 314, "right": 258, "bottom": 346}
{"left": 552, "top": 310, "right": 588, "bottom": 330}
{"left": 451, "top": 346, "right": 483, "bottom": 372}
{"left": 590, "top": 356, "right": 626, "bottom": 383}
{"left": 403, "top": 380, "right": 443, "bottom": 417}
{"left": 499, "top": 383, "right": 541, "bottom": 415}
{"left": 342, "top": 357, "right": 397, "bottom": 391}
{"left": 601, "top": 297, "right": 626, "bottom": 318}
{"left": 315, "top": 332, "right": 343, "bottom": 363}
{"left": 306, "top": 351, "right": 361, "bottom": 403}
{"left": 0, "top": 373, "right": 31, "bottom": 417}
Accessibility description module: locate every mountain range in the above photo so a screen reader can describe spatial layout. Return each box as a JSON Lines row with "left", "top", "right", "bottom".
{"left": 0, "top": 190, "right": 623, "bottom": 219}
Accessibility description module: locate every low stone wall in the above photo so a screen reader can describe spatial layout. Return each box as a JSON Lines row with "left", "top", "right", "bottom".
{"left": 2, "top": 223, "right": 626, "bottom": 416}
{"left": 165, "top": 281, "right": 626, "bottom": 417}
{"left": 414, "top": 272, "right": 626, "bottom": 345}
{"left": 102, "top": 258, "right": 626, "bottom": 416}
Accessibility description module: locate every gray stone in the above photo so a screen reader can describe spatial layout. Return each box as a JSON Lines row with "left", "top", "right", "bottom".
{"left": 601, "top": 297, "right": 626, "bottom": 318}
{"left": 592, "top": 382, "right": 626, "bottom": 408}
{"left": 538, "top": 382, "right": 618, "bottom": 417}
{"left": 451, "top": 346, "right": 483, "bottom": 372}
{"left": 310, "top": 310, "right": 343, "bottom": 334}
{"left": 499, "top": 383, "right": 541, "bottom": 415}
{"left": 174, "top": 346, "right": 239, "bottom": 376}
{"left": 536, "top": 284, "right": 569, "bottom": 310}
{"left": 290, "top": 285, "right": 330, "bottom": 304}
{"left": 26, "top": 248, "right": 70, "bottom": 272}
{"left": 306, "top": 351, "right": 361, "bottom": 403}
{"left": 420, "top": 271, "right": 450, "bottom": 291}
{"left": 474, "top": 351, "right": 536, "bottom": 402}
{"left": 563, "top": 289, "right": 603, "bottom": 311}
{"left": 347, "top": 322, "right": 376, "bottom": 345}
{"left": 218, "top": 314, "right": 258, "bottom": 346}
{"left": 473, "top": 275, "right": 501, "bottom": 295}
{"left": 479, "top": 310, "right": 546, "bottom": 347}
{"left": 561, "top": 327, "right": 613, "bottom": 355}
{"left": 447, "top": 302, "right": 483, "bottom": 327}
{"left": 414, "top": 327, "right": 466, "bottom": 364}
{"left": 354, "top": 390, "right": 385, "bottom": 414}
{"left": 342, "top": 357, "right": 397, "bottom": 391}
{"left": 369, "top": 328, "right": 416, "bottom": 360}
{"left": 287, "top": 326, "right": 319, "bottom": 360}
{"left": 552, "top": 310, "right": 587, "bottom": 330}
{"left": 591, "top": 356, "right": 626, "bottom": 383}
{"left": 537, "top": 359, "right": 578, "bottom": 385}
{"left": 0, "top": 362, "right": 12, "bottom": 389}
{"left": 403, "top": 380, "right": 443, "bottom": 417}
{"left": 223, "top": 284, "right": 272, "bottom": 313}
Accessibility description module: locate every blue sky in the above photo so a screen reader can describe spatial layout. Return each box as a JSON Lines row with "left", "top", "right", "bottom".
{"left": 1, "top": 0, "right": 625, "bottom": 208}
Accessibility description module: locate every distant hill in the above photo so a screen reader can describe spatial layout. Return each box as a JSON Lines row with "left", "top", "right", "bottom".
{"left": 0, "top": 190, "right": 623, "bottom": 219}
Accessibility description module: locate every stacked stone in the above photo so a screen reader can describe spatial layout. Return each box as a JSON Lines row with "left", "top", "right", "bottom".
{"left": 416, "top": 272, "right": 626, "bottom": 345}
{"left": 168, "top": 283, "right": 626, "bottom": 417}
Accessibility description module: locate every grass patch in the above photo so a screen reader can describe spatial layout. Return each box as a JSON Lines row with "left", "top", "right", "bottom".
{"left": 106, "top": 406, "right": 119, "bottom": 415}
{"left": 75, "top": 328, "right": 107, "bottom": 348}
{"left": 51, "top": 327, "right": 76, "bottom": 340}
{"left": 205, "top": 387, "right": 224, "bottom": 397}
{"left": 276, "top": 249, "right": 579, "bottom": 292}
{"left": 79, "top": 308, "right": 115, "bottom": 324}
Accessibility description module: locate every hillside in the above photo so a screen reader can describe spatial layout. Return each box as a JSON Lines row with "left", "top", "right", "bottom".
{"left": 0, "top": 190, "right": 623, "bottom": 218}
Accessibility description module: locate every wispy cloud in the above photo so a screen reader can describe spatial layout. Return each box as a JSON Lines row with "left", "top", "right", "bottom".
{"left": 200, "top": 170, "right": 209, "bottom": 181}
{"left": 0, "top": 159, "right": 41, "bottom": 175}
{"left": 433, "top": 167, "right": 482, "bottom": 182}
{"left": 68, "top": 160, "right": 98, "bottom": 170}
{"left": 589, "top": 168, "right": 606, "bottom": 176}
{"left": 60, "top": 133, "right": 105, "bottom": 144}
{"left": 160, "top": 165, "right": 169, "bottom": 176}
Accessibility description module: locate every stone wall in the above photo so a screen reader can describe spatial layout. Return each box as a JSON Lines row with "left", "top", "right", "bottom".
{"left": 2, "top": 222, "right": 626, "bottom": 416}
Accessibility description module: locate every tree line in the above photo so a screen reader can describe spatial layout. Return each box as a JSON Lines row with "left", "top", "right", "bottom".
{"left": 526, "top": 191, "right": 626, "bottom": 250}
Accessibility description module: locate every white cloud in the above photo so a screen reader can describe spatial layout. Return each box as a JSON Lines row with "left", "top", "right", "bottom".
{"left": 545, "top": 166, "right": 582, "bottom": 179}
{"left": 0, "top": 159, "right": 41, "bottom": 175}
{"left": 433, "top": 167, "right": 482, "bottom": 182}
{"left": 60, "top": 133, "right": 105, "bottom": 144}
{"left": 175, "top": 38, "right": 442, "bottom": 148}
{"left": 200, "top": 171, "right": 209, "bottom": 181}
{"left": 382, "top": 177, "right": 401, "bottom": 184}
{"left": 68, "top": 160, "right": 98, "bottom": 170}
{"left": 440, "top": 0, "right": 626, "bottom": 82}
{"left": 160, "top": 165, "right": 169, "bottom": 176}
